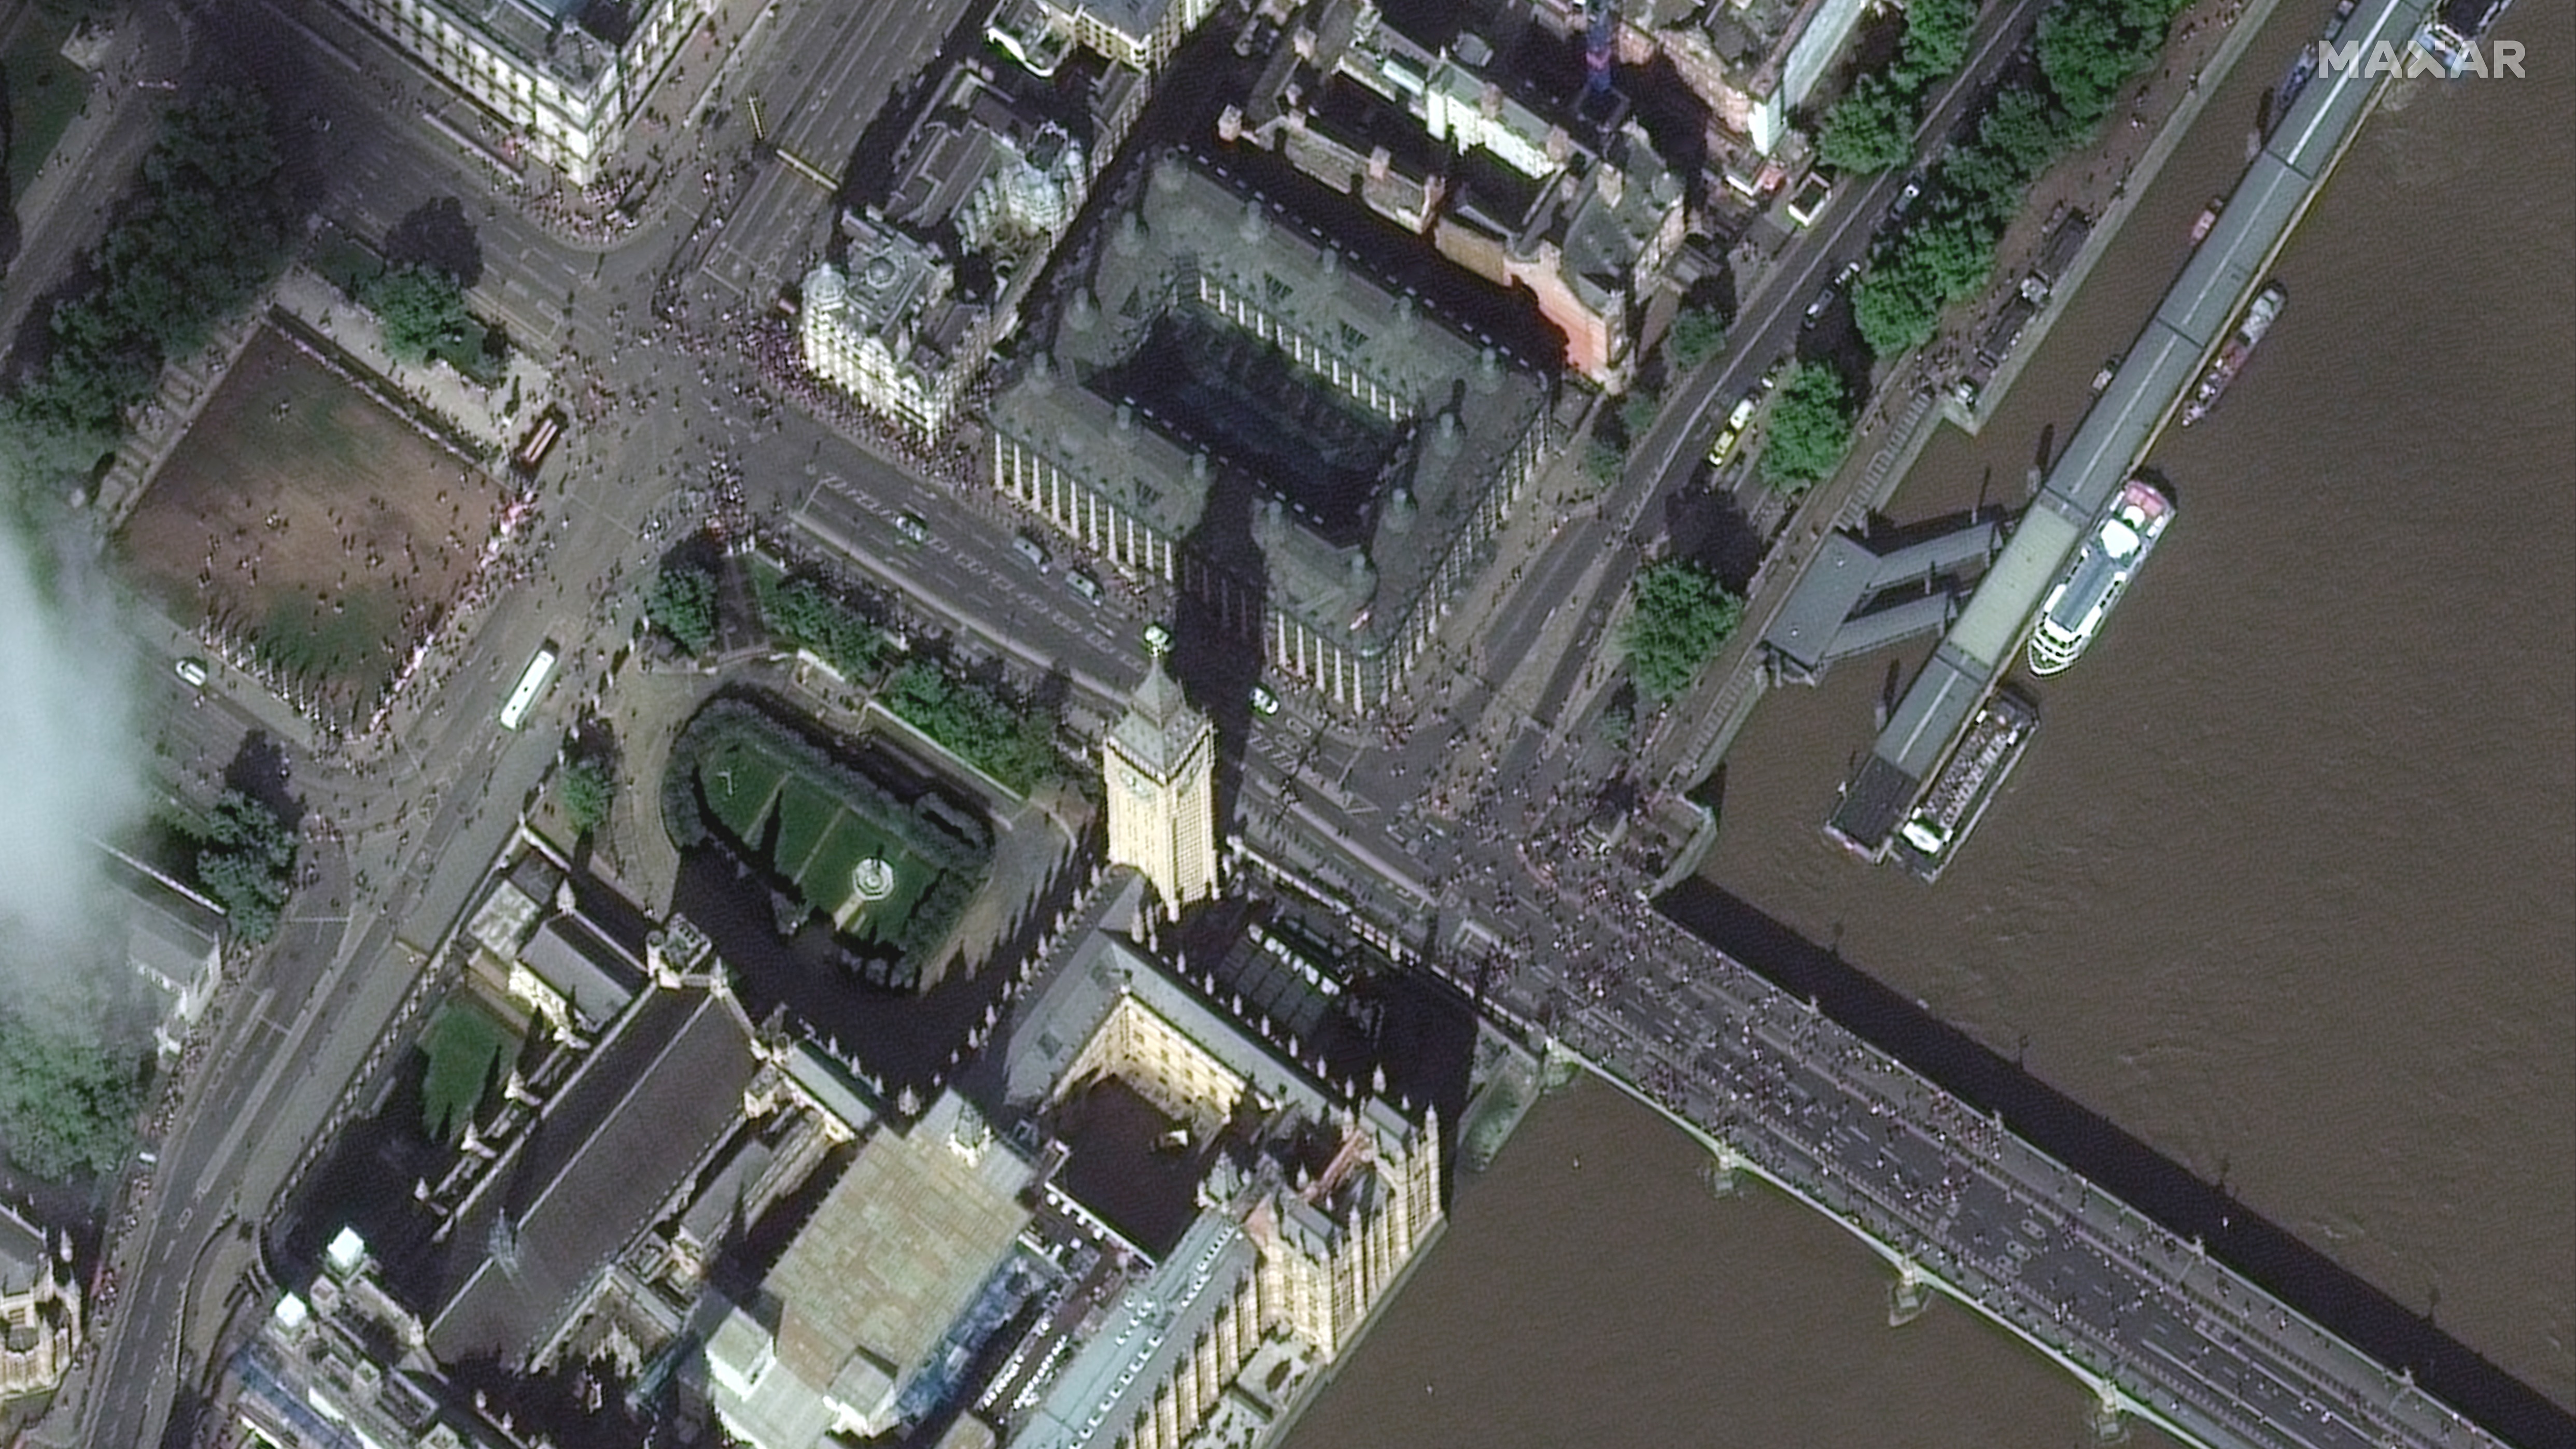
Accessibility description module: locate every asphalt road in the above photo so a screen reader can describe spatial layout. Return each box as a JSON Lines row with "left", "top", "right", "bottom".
{"left": 696, "top": 0, "right": 974, "bottom": 300}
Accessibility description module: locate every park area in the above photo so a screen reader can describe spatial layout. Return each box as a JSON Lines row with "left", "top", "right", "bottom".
{"left": 666, "top": 698, "right": 995, "bottom": 973}
{"left": 699, "top": 732, "right": 948, "bottom": 940}
{"left": 118, "top": 326, "right": 506, "bottom": 709}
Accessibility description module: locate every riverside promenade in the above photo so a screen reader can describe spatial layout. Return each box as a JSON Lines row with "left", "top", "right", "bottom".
{"left": 1512, "top": 926, "right": 2512, "bottom": 1449}
{"left": 1827, "top": 0, "right": 2428, "bottom": 858}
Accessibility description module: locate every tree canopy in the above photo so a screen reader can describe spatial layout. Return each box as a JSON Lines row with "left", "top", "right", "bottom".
{"left": 645, "top": 559, "right": 720, "bottom": 655}
{"left": 1622, "top": 559, "right": 1746, "bottom": 702}
{"left": 197, "top": 787, "right": 298, "bottom": 944}
{"left": 1582, "top": 438, "right": 1626, "bottom": 486}
{"left": 558, "top": 755, "right": 616, "bottom": 836}
{"left": 0, "top": 1014, "right": 145, "bottom": 1180}
{"left": 1, "top": 88, "right": 290, "bottom": 474}
{"left": 1854, "top": 252, "right": 1944, "bottom": 356}
{"left": 1819, "top": 75, "right": 1916, "bottom": 175}
{"left": 363, "top": 264, "right": 472, "bottom": 366}
{"left": 1895, "top": 0, "right": 1980, "bottom": 89}
{"left": 1617, "top": 386, "right": 1665, "bottom": 443}
{"left": 882, "top": 661, "right": 1059, "bottom": 794}
{"left": 760, "top": 573, "right": 885, "bottom": 680}
{"left": 1666, "top": 305, "right": 1727, "bottom": 370}
{"left": 1762, "top": 363, "right": 1855, "bottom": 494}
{"left": 1834, "top": 0, "right": 2190, "bottom": 368}
{"left": 1849, "top": 74, "right": 2091, "bottom": 359}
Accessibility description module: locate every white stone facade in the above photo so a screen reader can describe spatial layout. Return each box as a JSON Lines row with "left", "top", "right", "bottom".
{"left": 330, "top": 0, "right": 714, "bottom": 183}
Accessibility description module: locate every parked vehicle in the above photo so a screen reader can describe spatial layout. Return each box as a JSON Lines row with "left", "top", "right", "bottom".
{"left": 1014, "top": 532, "right": 1051, "bottom": 572}
{"left": 1889, "top": 175, "right": 1924, "bottom": 222}
{"left": 1706, "top": 395, "right": 1760, "bottom": 468}
{"left": 1068, "top": 570, "right": 1103, "bottom": 603}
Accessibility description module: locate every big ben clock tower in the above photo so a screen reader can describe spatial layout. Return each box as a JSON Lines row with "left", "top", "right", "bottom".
{"left": 1104, "top": 637, "right": 1219, "bottom": 919}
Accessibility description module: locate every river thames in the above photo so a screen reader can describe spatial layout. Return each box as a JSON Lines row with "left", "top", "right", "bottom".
{"left": 1289, "top": 1, "right": 2570, "bottom": 1443}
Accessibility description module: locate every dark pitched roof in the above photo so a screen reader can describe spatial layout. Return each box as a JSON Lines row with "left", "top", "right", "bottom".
{"left": 0, "top": 1204, "right": 49, "bottom": 1295}
{"left": 426, "top": 987, "right": 762, "bottom": 1366}
{"left": 518, "top": 915, "right": 642, "bottom": 1032}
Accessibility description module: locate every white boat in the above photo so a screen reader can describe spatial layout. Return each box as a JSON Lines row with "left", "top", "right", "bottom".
{"left": 2027, "top": 477, "right": 2174, "bottom": 676}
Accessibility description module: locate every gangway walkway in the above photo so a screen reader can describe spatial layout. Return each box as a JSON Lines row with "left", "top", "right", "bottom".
{"left": 1828, "top": 0, "right": 2422, "bottom": 857}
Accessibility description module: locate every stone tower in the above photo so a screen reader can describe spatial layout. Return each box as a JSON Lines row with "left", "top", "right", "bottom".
{"left": 1104, "top": 646, "right": 1218, "bottom": 918}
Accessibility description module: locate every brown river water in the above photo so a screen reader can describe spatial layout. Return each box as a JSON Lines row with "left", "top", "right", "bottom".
{"left": 1291, "top": 2, "right": 2572, "bottom": 1444}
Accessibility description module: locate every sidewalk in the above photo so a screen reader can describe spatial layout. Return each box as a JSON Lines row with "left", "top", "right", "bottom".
{"left": 1928, "top": 0, "right": 2284, "bottom": 423}
{"left": 269, "top": 266, "right": 555, "bottom": 452}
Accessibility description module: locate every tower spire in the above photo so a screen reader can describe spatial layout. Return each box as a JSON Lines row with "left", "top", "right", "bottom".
{"left": 1103, "top": 642, "right": 1220, "bottom": 919}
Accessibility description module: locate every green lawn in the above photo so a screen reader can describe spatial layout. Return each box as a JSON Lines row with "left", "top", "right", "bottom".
{"left": 801, "top": 812, "right": 936, "bottom": 940}
{"left": 700, "top": 738, "right": 790, "bottom": 840}
{"left": 695, "top": 734, "right": 947, "bottom": 942}
{"left": 771, "top": 777, "right": 837, "bottom": 875}
{"left": 4, "top": 22, "right": 87, "bottom": 206}
{"left": 418, "top": 1003, "right": 514, "bottom": 1143}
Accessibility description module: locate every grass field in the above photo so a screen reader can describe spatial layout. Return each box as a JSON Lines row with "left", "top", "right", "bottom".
{"left": 118, "top": 326, "right": 505, "bottom": 704}
{"left": 418, "top": 1003, "right": 514, "bottom": 1142}
{"left": 4, "top": 21, "right": 86, "bottom": 205}
{"left": 695, "top": 733, "right": 945, "bottom": 944}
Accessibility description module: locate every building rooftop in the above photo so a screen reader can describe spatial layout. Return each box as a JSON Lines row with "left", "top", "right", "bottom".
{"left": 425, "top": 986, "right": 763, "bottom": 1366}
{"left": 427, "top": 0, "right": 634, "bottom": 92}
{"left": 1041, "top": 0, "right": 1187, "bottom": 48}
{"left": 120, "top": 866, "right": 222, "bottom": 994}
{"left": 991, "top": 152, "right": 1546, "bottom": 652}
{"left": 1555, "top": 124, "right": 1684, "bottom": 309}
{"left": 1005, "top": 920, "right": 1339, "bottom": 1125}
{"left": 0, "top": 1202, "right": 50, "bottom": 1298}
{"left": 713, "top": 1092, "right": 1035, "bottom": 1445}
{"left": 771, "top": 1098, "right": 1034, "bottom": 1399}
{"left": 1010, "top": 1211, "right": 1257, "bottom": 1449}
{"left": 516, "top": 915, "right": 643, "bottom": 1034}
{"left": 879, "top": 65, "right": 1088, "bottom": 261}
{"left": 824, "top": 218, "right": 950, "bottom": 343}
{"left": 1106, "top": 656, "right": 1209, "bottom": 780}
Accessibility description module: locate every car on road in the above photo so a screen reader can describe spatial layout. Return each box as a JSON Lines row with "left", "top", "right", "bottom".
{"left": 174, "top": 658, "right": 208, "bottom": 688}
{"left": 1015, "top": 532, "right": 1051, "bottom": 572}
{"left": 1804, "top": 284, "right": 1837, "bottom": 325}
{"left": 1068, "top": 569, "right": 1103, "bottom": 603}
{"left": 1143, "top": 622, "right": 1174, "bottom": 655}
{"left": 894, "top": 510, "right": 930, "bottom": 544}
{"left": 1759, "top": 358, "right": 1791, "bottom": 393}
{"left": 1249, "top": 684, "right": 1281, "bottom": 716}
{"left": 1706, "top": 395, "right": 1759, "bottom": 469}
{"left": 1889, "top": 175, "right": 1923, "bottom": 222}
{"left": 1835, "top": 258, "right": 1863, "bottom": 288}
